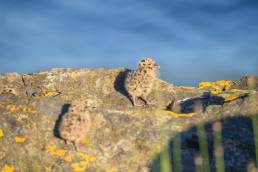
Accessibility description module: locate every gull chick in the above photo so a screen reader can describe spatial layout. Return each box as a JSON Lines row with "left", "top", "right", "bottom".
{"left": 125, "top": 57, "right": 160, "bottom": 106}
{"left": 59, "top": 103, "right": 94, "bottom": 151}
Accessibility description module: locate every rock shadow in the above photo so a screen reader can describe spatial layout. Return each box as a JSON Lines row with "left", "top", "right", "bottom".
{"left": 53, "top": 104, "right": 71, "bottom": 139}
{"left": 114, "top": 68, "right": 131, "bottom": 100}
{"left": 150, "top": 115, "right": 257, "bottom": 172}
{"left": 167, "top": 92, "right": 225, "bottom": 114}
{"left": 167, "top": 92, "right": 249, "bottom": 114}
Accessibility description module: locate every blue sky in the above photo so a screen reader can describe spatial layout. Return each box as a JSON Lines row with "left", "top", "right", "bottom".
{"left": 1, "top": 0, "right": 258, "bottom": 85}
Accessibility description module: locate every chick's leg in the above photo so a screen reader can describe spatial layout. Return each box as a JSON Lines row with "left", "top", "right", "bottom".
{"left": 75, "top": 140, "right": 88, "bottom": 152}
{"left": 141, "top": 95, "right": 156, "bottom": 105}
{"left": 132, "top": 96, "right": 143, "bottom": 107}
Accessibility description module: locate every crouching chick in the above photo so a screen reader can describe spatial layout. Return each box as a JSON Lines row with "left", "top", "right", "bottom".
{"left": 59, "top": 103, "right": 94, "bottom": 152}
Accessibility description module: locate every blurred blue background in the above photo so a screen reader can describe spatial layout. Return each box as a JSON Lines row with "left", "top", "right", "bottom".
{"left": 1, "top": 0, "right": 258, "bottom": 86}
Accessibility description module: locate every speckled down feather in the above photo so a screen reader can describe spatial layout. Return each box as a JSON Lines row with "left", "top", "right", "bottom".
{"left": 59, "top": 104, "right": 92, "bottom": 148}
{"left": 124, "top": 57, "right": 160, "bottom": 106}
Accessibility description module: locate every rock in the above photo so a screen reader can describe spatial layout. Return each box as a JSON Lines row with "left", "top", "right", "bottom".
{"left": 0, "top": 68, "right": 257, "bottom": 171}
{"left": 167, "top": 92, "right": 225, "bottom": 114}
{"left": 233, "top": 74, "right": 258, "bottom": 90}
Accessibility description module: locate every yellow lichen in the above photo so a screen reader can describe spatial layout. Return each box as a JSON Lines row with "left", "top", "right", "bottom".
{"left": 71, "top": 152, "right": 96, "bottom": 172}
{"left": 44, "top": 166, "right": 52, "bottom": 172}
{"left": 0, "top": 129, "right": 4, "bottom": 138}
{"left": 47, "top": 143, "right": 66, "bottom": 156}
{"left": 6, "top": 105, "right": 36, "bottom": 114}
{"left": 30, "top": 122, "right": 37, "bottom": 130}
{"left": 164, "top": 110, "right": 194, "bottom": 117}
{"left": 42, "top": 89, "right": 60, "bottom": 97}
{"left": 72, "top": 161, "right": 88, "bottom": 172}
{"left": 1, "top": 165, "right": 14, "bottom": 172}
{"left": 7, "top": 105, "right": 17, "bottom": 113}
{"left": 199, "top": 80, "right": 233, "bottom": 94}
{"left": 64, "top": 154, "right": 73, "bottom": 162}
{"left": 230, "top": 89, "right": 244, "bottom": 92}
{"left": 14, "top": 136, "right": 26, "bottom": 143}
{"left": 216, "top": 80, "right": 233, "bottom": 89}
{"left": 224, "top": 95, "right": 241, "bottom": 103}
{"left": 211, "top": 90, "right": 222, "bottom": 95}
{"left": 178, "top": 86, "right": 196, "bottom": 89}
{"left": 77, "top": 152, "right": 96, "bottom": 162}
{"left": 22, "top": 106, "right": 31, "bottom": 112}
{"left": 105, "top": 169, "right": 117, "bottom": 172}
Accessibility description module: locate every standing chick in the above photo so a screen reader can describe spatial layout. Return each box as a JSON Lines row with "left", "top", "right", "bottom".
{"left": 125, "top": 57, "right": 160, "bottom": 106}
{"left": 59, "top": 103, "right": 93, "bottom": 151}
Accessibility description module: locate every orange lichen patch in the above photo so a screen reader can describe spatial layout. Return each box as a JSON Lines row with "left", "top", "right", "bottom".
{"left": 7, "top": 105, "right": 18, "bottom": 113}
{"left": 47, "top": 143, "right": 66, "bottom": 156}
{"left": 24, "top": 106, "right": 37, "bottom": 113}
{"left": 64, "top": 154, "right": 73, "bottom": 162}
{"left": 164, "top": 110, "right": 194, "bottom": 117}
{"left": 6, "top": 105, "right": 36, "bottom": 114}
{"left": 14, "top": 136, "right": 26, "bottom": 143}
{"left": 1, "top": 164, "right": 14, "bottom": 172}
{"left": 199, "top": 80, "right": 234, "bottom": 94}
{"left": 0, "top": 129, "right": 4, "bottom": 138}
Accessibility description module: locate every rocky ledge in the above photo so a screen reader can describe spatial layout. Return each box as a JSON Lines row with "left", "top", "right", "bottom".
{"left": 0, "top": 68, "right": 257, "bottom": 172}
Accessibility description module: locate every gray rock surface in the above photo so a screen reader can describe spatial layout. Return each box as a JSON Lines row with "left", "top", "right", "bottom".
{"left": 0, "top": 68, "right": 257, "bottom": 172}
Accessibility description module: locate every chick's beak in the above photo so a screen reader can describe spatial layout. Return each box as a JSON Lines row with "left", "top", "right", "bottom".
{"left": 154, "top": 63, "right": 160, "bottom": 69}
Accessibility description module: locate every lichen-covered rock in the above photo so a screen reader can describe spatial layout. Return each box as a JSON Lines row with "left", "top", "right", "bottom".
{"left": 0, "top": 68, "right": 257, "bottom": 172}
